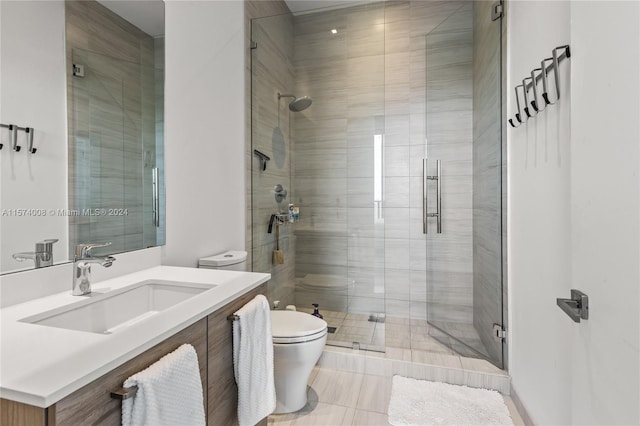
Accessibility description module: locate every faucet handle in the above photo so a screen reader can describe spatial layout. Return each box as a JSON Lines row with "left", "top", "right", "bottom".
{"left": 75, "top": 242, "right": 111, "bottom": 259}
{"left": 36, "top": 239, "right": 58, "bottom": 252}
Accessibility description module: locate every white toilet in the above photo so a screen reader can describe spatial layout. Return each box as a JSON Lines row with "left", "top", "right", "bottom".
{"left": 271, "top": 310, "right": 327, "bottom": 413}
{"left": 198, "top": 250, "right": 327, "bottom": 414}
{"left": 198, "top": 250, "right": 248, "bottom": 271}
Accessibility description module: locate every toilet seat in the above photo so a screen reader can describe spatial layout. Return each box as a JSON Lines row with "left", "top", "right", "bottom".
{"left": 271, "top": 311, "right": 327, "bottom": 344}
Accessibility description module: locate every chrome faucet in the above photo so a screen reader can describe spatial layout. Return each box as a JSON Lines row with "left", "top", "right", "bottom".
{"left": 12, "top": 239, "right": 58, "bottom": 268}
{"left": 73, "top": 242, "right": 116, "bottom": 296}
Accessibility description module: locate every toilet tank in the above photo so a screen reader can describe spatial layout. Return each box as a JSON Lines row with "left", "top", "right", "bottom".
{"left": 198, "top": 250, "right": 247, "bottom": 271}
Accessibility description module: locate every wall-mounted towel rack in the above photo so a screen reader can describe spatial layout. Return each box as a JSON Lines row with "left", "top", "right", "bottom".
{"left": 111, "top": 386, "right": 137, "bottom": 400}
{"left": 509, "top": 45, "right": 571, "bottom": 128}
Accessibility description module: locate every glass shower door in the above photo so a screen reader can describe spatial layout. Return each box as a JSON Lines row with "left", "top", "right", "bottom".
{"left": 250, "top": 6, "right": 387, "bottom": 352}
{"left": 424, "top": 4, "right": 504, "bottom": 367}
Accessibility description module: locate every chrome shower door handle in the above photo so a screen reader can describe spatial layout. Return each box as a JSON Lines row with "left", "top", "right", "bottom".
{"left": 436, "top": 160, "right": 441, "bottom": 233}
{"left": 423, "top": 158, "right": 428, "bottom": 234}
{"left": 423, "top": 159, "right": 442, "bottom": 234}
{"left": 152, "top": 167, "right": 160, "bottom": 227}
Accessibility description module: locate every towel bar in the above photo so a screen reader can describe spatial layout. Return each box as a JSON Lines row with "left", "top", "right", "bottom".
{"left": 110, "top": 386, "right": 138, "bottom": 400}
{"left": 227, "top": 314, "right": 240, "bottom": 321}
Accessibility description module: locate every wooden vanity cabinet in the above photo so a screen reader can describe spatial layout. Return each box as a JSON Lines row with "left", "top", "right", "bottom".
{"left": 1, "top": 283, "right": 267, "bottom": 426}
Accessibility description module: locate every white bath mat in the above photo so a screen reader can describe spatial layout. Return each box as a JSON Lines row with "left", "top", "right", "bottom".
{"left": 388, "top": 375, "right": 514, "bottom": 426}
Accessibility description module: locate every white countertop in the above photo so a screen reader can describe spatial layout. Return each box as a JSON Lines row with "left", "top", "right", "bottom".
{"left": 0, "top": 266, "right": 270, "bottom": 407}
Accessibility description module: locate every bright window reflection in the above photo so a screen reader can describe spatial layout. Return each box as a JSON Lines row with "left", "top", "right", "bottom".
{"left": 374, "top": 134, "right": 384, "bottom": 223}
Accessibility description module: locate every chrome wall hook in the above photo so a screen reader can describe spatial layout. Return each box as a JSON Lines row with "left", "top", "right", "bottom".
{"left": 540, "top": 57, "right": 556, "bottom": 105}
{"left": 509, "top": 85, "right": 525, "bottom": 128}
{"left": 522, "top": 77, "right": 535, "bottom": 118}
{"left": 549, "top": 44, "right": 571, "bottom": 104}
{"left": 510, "top": 44, "right": 571, "bottom": 130}
{"left": 530, "top": 68, "right": 545, "bottom": 112}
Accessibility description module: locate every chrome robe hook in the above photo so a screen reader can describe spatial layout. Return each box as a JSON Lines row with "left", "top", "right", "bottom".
{"left": 522, "top": 77, "right": 535, "bottom": 118}
{"left": 509, "top": 84, "right": 525, "bottom": 128}
{"left": 530, "top": 68, "right": 545, "bottom": 112}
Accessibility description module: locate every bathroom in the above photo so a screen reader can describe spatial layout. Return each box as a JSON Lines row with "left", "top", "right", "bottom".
{"left": 1, "top": 0, "right": 638, "bottom": 425}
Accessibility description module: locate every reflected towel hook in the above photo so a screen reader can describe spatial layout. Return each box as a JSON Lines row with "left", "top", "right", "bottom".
{"left": 25, "top": 127, "right": 36, "bottom": 154}
{"left": 0, "top": 123, "right": 15, "bottom": 150}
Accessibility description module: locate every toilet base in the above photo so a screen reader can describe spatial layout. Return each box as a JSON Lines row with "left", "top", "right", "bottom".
{"left": 272, "top": 334, "right": 327, "bottom": 414}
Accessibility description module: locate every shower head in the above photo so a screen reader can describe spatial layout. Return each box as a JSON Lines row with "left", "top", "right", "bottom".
{"left": 278, "top": 93, "right": 313, "bottom": 112}
{"left": 288, "top": 96, "right": 312, "bottom": 112}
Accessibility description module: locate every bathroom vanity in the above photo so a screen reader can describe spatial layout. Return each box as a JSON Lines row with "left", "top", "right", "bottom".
{"left": 0, "top": 266, "right": 270, "bottom": 426}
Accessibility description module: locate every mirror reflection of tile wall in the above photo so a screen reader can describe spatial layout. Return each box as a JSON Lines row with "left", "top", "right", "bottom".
{"left": 66, "top": 0, "right": 165, "bottom": 257}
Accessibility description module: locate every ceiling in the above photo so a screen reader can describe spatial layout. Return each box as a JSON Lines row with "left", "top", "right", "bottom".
{"left": 284, "top": 0, "right": 384, "bottom": 15}
{"left": 97, "top": 0, "right": 165, "bottom": 37}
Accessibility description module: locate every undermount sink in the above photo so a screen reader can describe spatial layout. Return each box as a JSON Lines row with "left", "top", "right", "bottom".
{"left": 20, "top": 280, "right": 214, "bottom": 334}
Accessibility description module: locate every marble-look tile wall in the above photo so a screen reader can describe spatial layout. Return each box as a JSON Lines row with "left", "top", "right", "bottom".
{"left": 292, "top": 1, "right": 474, "bottom": 324}
{"left": 472, "top": 1, "right": 504, "bottom": 366}
{"left": 66, "top": 0, "right": 161, "bottom": 255}
{"left": 244, "top": 0, "right": 291, "bottom": 272}
{"left": 250, "top": 13, "right": 297, "bottom": 307}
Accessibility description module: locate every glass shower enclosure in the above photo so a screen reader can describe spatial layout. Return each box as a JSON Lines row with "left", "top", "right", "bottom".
{"left": 251, "top": 1, "right": 504, "bottom": 367}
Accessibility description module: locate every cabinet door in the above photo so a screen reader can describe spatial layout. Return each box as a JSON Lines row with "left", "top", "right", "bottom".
{"left": 207, "top": 284, "right": 267, "bottom": 426}
{"left": 53, "top": 318, "right": 208, "bottom": 426}
{"left": 0, "top": 399, "right": 47, "bottom": 426}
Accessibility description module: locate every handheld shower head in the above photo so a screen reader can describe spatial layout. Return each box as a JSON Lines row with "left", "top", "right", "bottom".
{"left": 278, "top": 93, "right": 313, "bottom": 112}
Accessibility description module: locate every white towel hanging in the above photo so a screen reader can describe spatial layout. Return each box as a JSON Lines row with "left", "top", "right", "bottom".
{"left": 233, "top": 294, "right": 276, "bottom": 426}
{"left": 121, "top": 344, "right": 205, "bottom": 426}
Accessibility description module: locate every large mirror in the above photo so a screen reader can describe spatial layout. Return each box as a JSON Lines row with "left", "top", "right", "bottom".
{"left": 0, "top": 0, "right": 165, "bottom": 274}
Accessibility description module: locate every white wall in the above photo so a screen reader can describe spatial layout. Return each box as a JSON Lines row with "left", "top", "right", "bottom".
{"left": 568, "top": 2, "right": 639, "bottom": 423}
{"left": 508, "top": 1, "right": 639, "bottom": 424}
{"left": 0, "top": 1, "right": 69, "bottom": 273}
{"left": 507, "top": 2, "right": 572, "bottom": 423}
{"left": 162, "top": 1, "right": 246, "bottom": 267}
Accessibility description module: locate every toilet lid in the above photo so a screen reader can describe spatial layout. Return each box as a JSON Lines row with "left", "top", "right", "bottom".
{"left": 271, "top": 311, "right": 327, "bottom": 344}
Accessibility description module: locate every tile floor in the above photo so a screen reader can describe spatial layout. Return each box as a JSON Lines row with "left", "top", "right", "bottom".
{"left": 268, "top": 366, "right": 525, "bottom": 425}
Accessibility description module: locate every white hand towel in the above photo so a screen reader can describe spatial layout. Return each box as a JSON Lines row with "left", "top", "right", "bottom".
{"left": 121, "top": 344, "right": 205, "bottom": 426}
{"left": 233, "top": 294, "right": 276, "bottom": 426}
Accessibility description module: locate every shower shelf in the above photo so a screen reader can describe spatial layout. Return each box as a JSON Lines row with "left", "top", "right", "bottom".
{"left": 268, "top": 213, "right": 292, "bottom": 234}
{"left": 273, "top": 213, "right": 290, "bottom": 223}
